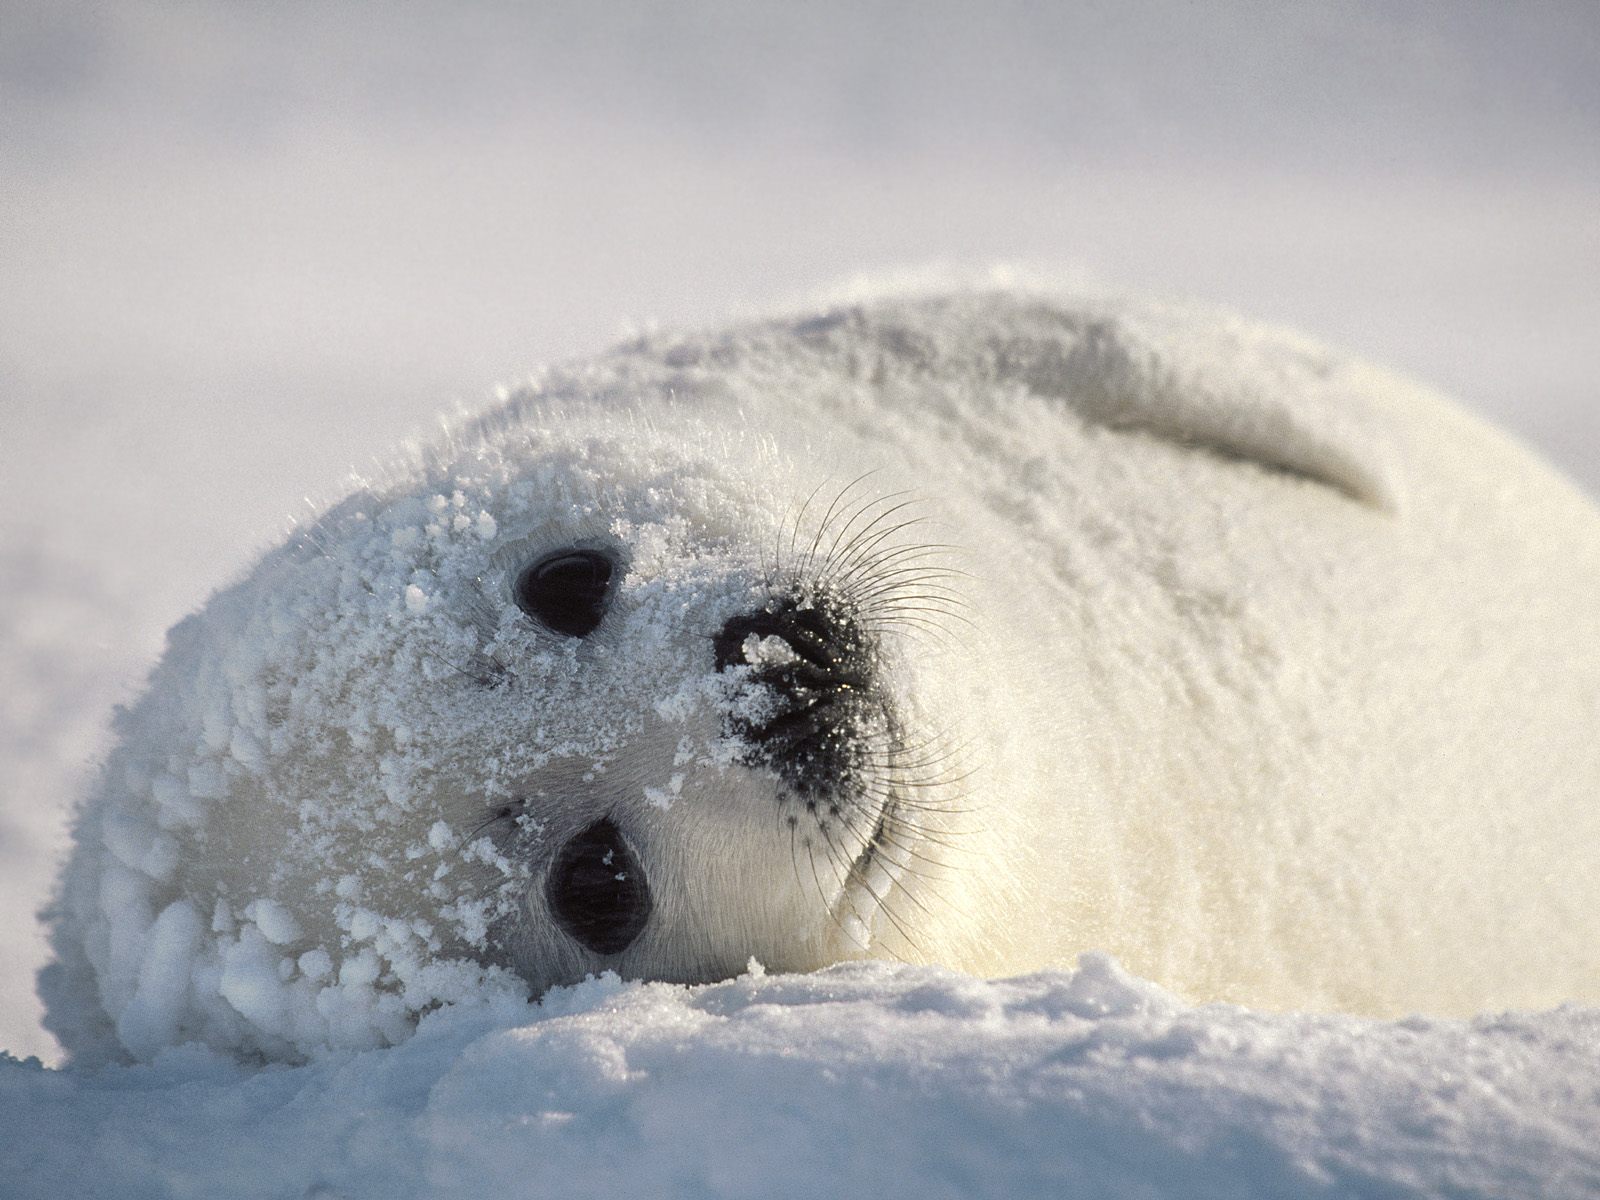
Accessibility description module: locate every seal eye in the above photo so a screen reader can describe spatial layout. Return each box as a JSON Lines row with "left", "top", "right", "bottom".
{"left": 514, "top": 550, "right": 615, "bottom": 638}
{"left": 546, "top": 818, "right": 651, "bottom": 956}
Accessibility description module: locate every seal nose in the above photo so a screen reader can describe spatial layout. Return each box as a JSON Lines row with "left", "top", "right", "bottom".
{"left": 546, "top": 818, "right": 651, "bottom": 956}
{"left": 715, "top": 601, "right": 870, "bottom": 730}
{"left": 713, "top": 597, "right": 875, "bottom": 794}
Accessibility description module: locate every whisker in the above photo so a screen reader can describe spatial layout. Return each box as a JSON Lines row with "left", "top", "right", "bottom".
{"left": 802, "top": 473, "right": 886, "bottom": 578}
{"left": 419, "top": 645, "right": 509, "bottom": 689}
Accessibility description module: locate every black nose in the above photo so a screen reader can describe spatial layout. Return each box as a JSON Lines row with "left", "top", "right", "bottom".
{"left": 546, "top": 818, "right": 651, "bottom": 955}
{"left": 714, "top": 597, "right": 874, "bottom": 791}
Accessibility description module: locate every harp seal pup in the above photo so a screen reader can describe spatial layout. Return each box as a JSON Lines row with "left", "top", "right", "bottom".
{"left": 41, "top": 288, "right": 1600, "bottom": 1063}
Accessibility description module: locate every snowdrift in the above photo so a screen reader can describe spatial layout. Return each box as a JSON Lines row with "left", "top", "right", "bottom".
{"left": 5, "top": 956, "right": 1598, "bottom": 1199}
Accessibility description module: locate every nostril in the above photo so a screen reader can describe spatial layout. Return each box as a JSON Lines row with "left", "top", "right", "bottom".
{"left": 714, "top": 600, "right": 861, "bottom": 675}
{"left": 715, "top": 609, "right": 794, "bottom": 673}
{"left": 546, "top": 818, "right": 650, "bottom": 956}
{"left": 714, "top": 600, "right": 870, "bottom": 707}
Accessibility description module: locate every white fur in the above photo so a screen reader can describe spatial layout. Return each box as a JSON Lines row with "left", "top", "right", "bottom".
{"left": 42, "top": 288, "right": 1600, "bottom": 1062}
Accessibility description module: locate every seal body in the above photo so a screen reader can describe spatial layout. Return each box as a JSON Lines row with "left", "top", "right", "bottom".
{"left": 42, "top": 290, "right": 1600, "bottom": 1062}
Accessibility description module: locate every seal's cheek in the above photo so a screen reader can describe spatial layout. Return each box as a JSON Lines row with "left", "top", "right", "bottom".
{"left": 543, "top": 817, "right": 652, "bottom": 955}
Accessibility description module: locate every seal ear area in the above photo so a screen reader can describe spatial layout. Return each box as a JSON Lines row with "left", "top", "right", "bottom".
{"left": 512, "top": 548, "right": 619, "bottom": 638}
{"left": 1047, "top": 312, "right": 1404, "bottom": 513}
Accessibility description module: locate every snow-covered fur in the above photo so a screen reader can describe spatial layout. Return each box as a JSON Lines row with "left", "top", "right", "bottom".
{"left": 41, "top": 289, "right": 1600, "bottom": 1063}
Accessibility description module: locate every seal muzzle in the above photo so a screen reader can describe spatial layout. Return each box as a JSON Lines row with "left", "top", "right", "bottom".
{"left": 714, "top": 594, "right": 880, "bottom": 799}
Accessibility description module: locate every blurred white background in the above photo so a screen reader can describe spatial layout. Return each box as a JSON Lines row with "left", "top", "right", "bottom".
{"left": 2, "top": 0, "right": 1596, "bottom": 1060}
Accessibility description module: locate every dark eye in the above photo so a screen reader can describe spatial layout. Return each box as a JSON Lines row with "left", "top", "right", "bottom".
{"left": 546, "top": 818, "right": 650, "bottom": 955}
{"left": 514, "top": 550, "right": 615, "bottom": 638}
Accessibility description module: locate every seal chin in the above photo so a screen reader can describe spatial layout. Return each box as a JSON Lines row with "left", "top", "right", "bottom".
{"left": 830, "top": 798, "right": 915, "bottom": 953}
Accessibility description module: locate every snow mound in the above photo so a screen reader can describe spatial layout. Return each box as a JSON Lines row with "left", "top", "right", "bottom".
{"left": 5, "top": 956, "right": 1598, "bottom": 1198}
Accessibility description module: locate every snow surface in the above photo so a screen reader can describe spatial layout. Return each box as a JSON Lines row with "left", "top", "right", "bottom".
{"left": 5, "top": 955, "right": 1598, "bottom": 1199}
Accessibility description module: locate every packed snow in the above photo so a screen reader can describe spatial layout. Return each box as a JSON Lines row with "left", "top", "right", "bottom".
{"left": 5, "top": 957, "right": 1599, "bottom": 1198}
